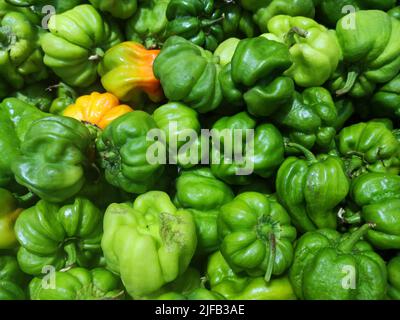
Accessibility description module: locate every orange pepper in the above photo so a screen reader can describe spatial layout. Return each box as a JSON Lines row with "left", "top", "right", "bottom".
{"left": 63, "top": 92, "right": 133, "bottom": 129}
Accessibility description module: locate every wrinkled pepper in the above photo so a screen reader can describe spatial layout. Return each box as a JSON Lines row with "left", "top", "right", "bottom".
{"left": 48, "top": 83, "right": 78, "bottom": 115}
{"left": 276, "top": 143, "right": 350, "bottom": 232}
{"left": 0, "top": 255, "right": 27, "bottom": 300}
{"left": 5, "top": 0, "right": 83, "bottom": 13}
{"left": 101, "top": 191, "right": 197, "bottom": 298}
{"left": 289, "top": 224, "right": 387, "bottom": 300}
{"left": 371, "top": 74, "right": 400, "bottom": 119}
{"left": 88, "top": 0, "right": 137, "bottom": 19}
{"left": 0, "top": 188, "right": 22, "bottom": 249}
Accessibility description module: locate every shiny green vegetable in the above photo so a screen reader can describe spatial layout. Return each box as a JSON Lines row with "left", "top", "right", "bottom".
{"left": 0, "top": 255, "right": 27, "bottom": 300}
{"left": 387, "top": 256, "right": 400, "bottom": 300}
{"left": 88, "top": 0, "right": 137, "bottom": 19}
{"left": 371, "top": 74, "right": 400, "bottom": 119}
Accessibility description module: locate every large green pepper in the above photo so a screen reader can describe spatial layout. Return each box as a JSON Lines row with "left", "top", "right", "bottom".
{"left": 29, "top": 267, "right": 125, "bottom": 300}
{"left": 316, "top": 0, "right": 397, "bottom": 27}
{"left": 153, "top": 36, "right": 222, "bottom": 113}
{"left": 218, "top": 192, "right": 297, "bottom": 282}
{"left": 101, "top": 191, "right": 197, "bottom": 298}
{"left": 12, "top": 114, "right": 93, "bottom": 203}
{"left": 276, "top": 143, "right": 350, "bottom": 232}
{"left": 164, "top": 0, "right": 224, "bottom": 51}
{"left": 5, "top": 0, "right": 82, "bottom": 13}
{"left": 289, "top": 224, "right": 387, "bottom": 300}
{"left": 41, "top": 4, "right": 123, "bottom": 88}
{"left": 0, "top": 188, "right": 22, "bottom": 249}
{"left": 272, "top": 87, "right": 338, "bottom": 151}
{"left": 96, "top": 111, "right": 166, "bottom": 194}
{"left": 15, "top": 197, "right": 103, "bottom": 276}
{"left": 371, "top": 74, "right": 400, "bottom": 119}
{"left": 174, "top": 167, "right": 234, "bottom": 254}
{"left": 344, "top": 173, "right": 400, "bottom": 250}
{"left": 0, "top": 9, "right": 48, "bottom": 91}
{"left": 210, "top": 112, "right": 285, "bottom": 185}
{"left": 126, "top": 0, "right": 170, "bottom": 49}
{"left": 332, "top": 10, "right": 400, "bottom": 98}
{"left": 0, "top": 255, "right": 27, "bottom": 300}
{"left": 337, "top": 120, "right": 400, "bottom": 177}
{"left": 388, "top": 6, "right": 400, "bottom": 20}
{"left": 206, "top": 251, "right": 297, "bottom": 300}
{"left": 262, "top": 16, "right": 341, "bottom": 88}
{"left": 88, "top": 0, "right": 137, "bottom": 19}
{"left": 387, "top": 256, "right": 400, "bottom": 300}
{"left": 219, "top": 36, "right": 294, "bottom": 117}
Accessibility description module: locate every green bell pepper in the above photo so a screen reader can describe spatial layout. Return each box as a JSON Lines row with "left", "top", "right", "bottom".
{"left": 337, "top": 120, "right": 400, "bottom": 177}
{"left": 206, "top": 251, "right": 297, "bottom": 300}
{"left": 96, "top": 111, "right": 166, "bottom": 194}
{"left": 174, "top": 167, "right": 234, "bottom": 254}
{"left": 0, "top": 10, "right": 48, "bottom": 90}
{"left": 11, "top": 82, "right": 53, "bottom": 112}
{"left": 88, "top": 0, "right": 137, "bottom": 19}
{"left": 126, "top": 0, "right": 170, "bottom": 49}
{"left": 15, "top": 197, "right": 103, "bottom": 276}
{"left": 316, "top": 0, "right": 397, "bottom": 27}
{"left": 48, "top": 83, "right": 77, "bottom": 115}
{"left": 157, "top": 288, "right": 224, "bottom": 300}
{"left": 219, "top": 36, "right": 294, "bottom": 117}
{"left": 214, "top": 37, "right": 240, "bottom": 67}
{"left": 218, "top": 192, "right": 297, "bottom": 282}
{"left": 5, "top": 0, "right": 82, "bottom": 13}
{"left": 0, "top": 255, "right": 27, "bottom": 300}
{"left": 371, "top": 74, "right": 400, "bottom": 119}
{"left": 276, "top": 143, "right": 350, "bottom": 232}
{"left": 101, "top": 191, "right": 197, "bottom": 298}
{"left": 387, "top": 256, "right": 400, "bottom": 300}
{"left": 272, "top": 87, "right": 338, "bottom": 151}
{"left": 332, "top": 10, "right": 400, "bottom": 98}
{"left": 153, "top": 36, "right": 222, "bottom": 113}
{"left": 210, "top": 112, "right": 285, "bottom": 185}
{"left": 29, "top": 267, "right": 124, "bottom": 300}
{"left": 343, "top": 173, "right": 400, "bottom": 250}
{"left": 388, "top": 6, "right": 400, "bottom": 20}
{"left": 164, "top": 0, "right": 224, "bottom": 51}
{"left": 261, "top": 16, "right": 341, "bottom": 88}
{"left": 41, "top": 4, "right": 123, "bottom": 88}
{"left": 289, "top": 224, "right": 387, "bottom": 300}
{"left": 0, "top": 188, "right": 22, "bottom": 249}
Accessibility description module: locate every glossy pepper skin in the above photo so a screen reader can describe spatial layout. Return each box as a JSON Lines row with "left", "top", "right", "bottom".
{"left": 262, "top": 16, "right": 341, "bottom": 88}
{"left": 29, "top": 267, "right": 125, "bottom": 300}
{"left": 164, "top": 0, "right": 224, "bottom": 51}
{"left": 101, "top": 191, "right": 197, "bottom": 298}
{"left": 276, "top": 143, "right": 350, "bottom": 232}
{"left": 316, "top": 0, "right": 397, "bottom": 27}
{"left": 41, "top": 4, "right": 123, "bottom": 88}
{"left": 211, "top": 112, "right": 285, "bottom": 185}
{"left": 96, "top": 111, "right": 165, "bottom": 194}
{"left": 63, "top": 92, "right": 133, "bottom": 130}
{"left": 388, "top": 6, "right": 400, "bottom": 20}
{"left": 0, "top": 256, "right": 27, "bottom": 300}
{"left": 218, "top": 192, "right": 297, "bottom": 282}
{"left": 49, "top": 83, "right": 78, "bottom": 115}
{"left": 0, "top": 10, "right": 48, "bottom": 90}
{"left": 337, "top": 120, "right": 400, "bottom": 177}
{"left": 126, "top": 0, "right": 170, "bottom": 49}
{"left": 88, "top": 0, "right": 137, "bottom": 19}
{"left": 15, "top": 197, "right": 103, "bottom": 276}
{"left": 371, "top": 74, "right": 400, "bottom": 119}
{"left": 219, "top": 36, "right": 294, "bottom": 117}
{"left": 346, "top": 173, "right": 400, "bottom": 250}
{"left": 5, "top": 0, "right": 82, "bottom": 13}
{"left": 332, "top": 10, "right": 400, "bottom": 98}
{"left": 0, "top": 188, "right": 22, "bottom": 249}
{"left": 387, "top": 256, "right": 400, "bottom": 300}
{"left": 272, "top": 87, "right": 338, "bottom": 151}
{"left": 174, "top": 167, "right": 234, "bottom": 255}
{"left": 153, "top": 36, "right": 222, "bottom": 113}
{"left": 12, "top": 114, "right": 93, "bottom": 203}
{"left": 289, "top": 224, "right": 387, "bottom": 300}
{"left": 206, "top": 251, "right": 297, "bottom": 300}
{"left": 99, "top": 41, "right": 163, "bottom": 105}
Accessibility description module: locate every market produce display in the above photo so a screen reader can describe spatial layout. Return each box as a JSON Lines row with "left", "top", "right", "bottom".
{"left": 0, "top": 0, "right": 400, "bottom": 301}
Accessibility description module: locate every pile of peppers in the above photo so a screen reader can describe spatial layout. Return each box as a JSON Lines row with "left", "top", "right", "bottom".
{"left": 1, "top": 0, "right": 400, "bottom": 301}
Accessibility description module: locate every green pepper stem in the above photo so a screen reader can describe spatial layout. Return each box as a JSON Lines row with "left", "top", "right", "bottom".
{"left": 88, "top": 48, "right": 105, "bottom": 61}
{"left": 201, "top": 15, "right": 225, "bottom": 28}
{"left": 338, "top": 223, "right": 375, "bottom": 253}
{"left": 64, "top": 242, "right": 77, "bottom": 267}
{"left": 264, "top": 233, "right": 276, "bottom": 283}
{"left": 13, "top": 191, "right": 36, "bottom": 204}
{"left": 285, "top": 27, "right": 309, "bottom": 47}
{"left": 286, "top": 142, "right": 317, "bottom": 162}
{"left": 336, "top": 71, "right": 359, "bottom": 96}
{"left": 343, "top": 211, "right": 362, "bottom": 225}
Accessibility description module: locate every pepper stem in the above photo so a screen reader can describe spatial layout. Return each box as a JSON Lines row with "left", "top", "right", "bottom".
{"left": 13, "top": 191, "right": 36, "bottom": 204}
{"left": 336, "top": 71, "right": 359, "bottom": 96}
{"left": 264, "top": 233, "right": 276, "bottom": 283}
{"left": 285, "top": 27, "right": 309, "bottom": 46}
{"left": 338, "top": 223, "right": 375, "bottom": 253}
{"left": 201, "top": 14, "right": 225, "bottom": 28}
{"left": 343, "top": 211, "right": 362, "bottom": 225}
{"left": 64, "top": 242, "right": 77, "bottom": 267}
{"left": 88, "top": 48, "right": 105, "bottom": 61}
{"left": 286, "top": 142, "right": 317, "bottom": 163}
